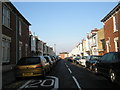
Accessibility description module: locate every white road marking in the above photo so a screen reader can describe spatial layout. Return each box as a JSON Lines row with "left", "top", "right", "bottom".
{"left": 28, "top": 80, "right": 42, "bottom": 86}
{"left": 68, "top": 68, "right": 72, "bottom": 74}
{"left": 47, "top": 76, "right": 59, "bottom": 89}
{"left": 65, "top": 63, "right": 69, "bottom": 68}
{"left": 72, "top": 76, "right": 82, "bottom": 90}
{"left": 41, "top": 79, "right": 54, "bottom": 87}
{"left": 18, "top": 80, "right": 32, "bottom": 90}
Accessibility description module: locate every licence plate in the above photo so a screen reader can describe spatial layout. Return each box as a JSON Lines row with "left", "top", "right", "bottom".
{"left": 23, "top": 73, "right": 33, "bottom": 76}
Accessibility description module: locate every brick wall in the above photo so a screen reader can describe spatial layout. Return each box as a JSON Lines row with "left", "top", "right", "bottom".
{"left": 2, "top": 2, "right": 30, "bottom": 64}
{"left": 118, "top": 11, "right": 120, "bottom": 51}
{"left": 104, "top": 10, "right": 119, "bottom": 53}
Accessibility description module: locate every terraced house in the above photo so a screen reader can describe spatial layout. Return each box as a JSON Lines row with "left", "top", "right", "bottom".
{"left": 1, "top": 2, "right": 31, "bottom": 69}
{"left": 101, "top": 2, "right": 120, "bottom": 53}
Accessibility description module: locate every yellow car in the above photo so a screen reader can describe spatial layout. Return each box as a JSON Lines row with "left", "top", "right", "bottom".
{"left": 15, "top": 56, "right": 50, "bottom": 79}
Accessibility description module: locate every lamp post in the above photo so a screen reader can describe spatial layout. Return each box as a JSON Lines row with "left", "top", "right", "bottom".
{"left": 54, "top": 44, "right": 56, "bottom": 55}
{"left": 0, "top": 2, "right": 2, "bottom": 90}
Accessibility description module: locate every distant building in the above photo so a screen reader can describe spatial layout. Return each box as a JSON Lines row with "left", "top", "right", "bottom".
{"left": 101, "top": 2, "right": 120, "bottom": 53}
{"left": 87, "top": 28, "right": 99, "bottom": 55}
{"left": 59, "top": 52, "right": 69, "bottom": 59}
{"left": 97, "top": 28, "right": 105, "bottom": 55}
{"left": 69, "top": 43, "right": 81, "bottom": 57}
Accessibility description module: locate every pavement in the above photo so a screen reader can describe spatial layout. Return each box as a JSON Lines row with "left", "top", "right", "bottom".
{"left": 2, "top": 64, "right": 16, "bottom": 88}
{"left": 2, "top": 64, "right": 16, "bottom": 73}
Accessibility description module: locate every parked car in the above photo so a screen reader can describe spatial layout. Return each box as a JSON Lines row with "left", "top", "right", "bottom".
{"left": 66, "top": 57, "right": 73, "bottom": 62}
{"left": 79, "top": 56, "right": 89, "bottom": 67}
{"left": 50, "top": 56, "right": 56, "bottom": 63}
{"left": 86, "top": 55, "right": 102, "bottom": 71}
{"left": 73, "top": 56, "right": 81, "bottom": 64}
{"left": 15, "top": 56, "right": 50, "bottom": 79}
{"left": 44, "top": 56, "right": 54, "bottom": 69}
{"left": 94, "top": 52, "right": 120, "bottom": 85}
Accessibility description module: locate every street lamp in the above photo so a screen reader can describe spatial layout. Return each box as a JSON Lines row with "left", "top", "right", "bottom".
{"left": 54, "top": 44, "right": 56, "bottom": 55}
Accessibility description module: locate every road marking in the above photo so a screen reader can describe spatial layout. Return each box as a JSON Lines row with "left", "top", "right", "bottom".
{"left": 28, "top": 80, "right": 42, "bottom": 86}
{"left": 41, "top": 79, "right": 54, "bottom": 87}
{"left": 47, "top": 76, "right": 59, "bottom": 89}
{"left": 68, "top": 68, "right": 72, "bottom": 74}
{"left": 72, "top": 76, "right": 82, "bottom": 90}
{"left": 18, "top": 80, "right": 32, "bottom": 90}
{"left": 65, "top": 63, "right": 69, "bottom": 68}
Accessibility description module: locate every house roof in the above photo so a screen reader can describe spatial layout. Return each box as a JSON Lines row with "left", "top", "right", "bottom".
{"left": 5, "top": 2, "right": 31, "bottom": 26}
{"left": 101, "top": 2, "right": 120, "bottom": 22}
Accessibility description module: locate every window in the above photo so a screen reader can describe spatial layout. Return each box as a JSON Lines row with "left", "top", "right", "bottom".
{"left": 19, "top": 42, "right": 22, "bottom": 59}
{"left": 113, "top": 14, "right": 118, "bottom": 32}
{"left": 106, "top": 40, "right": 110, "bottom": 53}
{"left": 114, "top": 37, "right": 119, "bottom": 52}
{"left": 19, "top": 20, "right": 22, "bottom": 35}
{"left": 2, "top": 36, "right": 11, "bottom": 63}
{"left": 2, "top": 5, "right": 10, "bottom": 28}
{"left": 25, "top": 44, "right": 28, "bottom": 56}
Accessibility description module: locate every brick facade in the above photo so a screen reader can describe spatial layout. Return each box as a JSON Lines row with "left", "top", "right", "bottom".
{"left": 2, "top": 2, "right": 31, "bottom": 65}
{"left": 101, "top": 3, "right": 120, "bottom": 53}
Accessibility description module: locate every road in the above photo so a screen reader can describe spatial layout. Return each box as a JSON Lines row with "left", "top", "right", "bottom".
{"left": 3, "top": 59, "right": 120, "bottom": 89}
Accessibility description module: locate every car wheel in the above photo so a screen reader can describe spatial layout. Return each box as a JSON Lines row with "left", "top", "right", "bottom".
{"left": 109, "top": 70, "right": 117, "bottom": 83}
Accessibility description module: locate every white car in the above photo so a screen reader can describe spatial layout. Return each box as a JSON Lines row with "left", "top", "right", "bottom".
{"left": 79, "top": 56, "right": 89, "bottom": 67}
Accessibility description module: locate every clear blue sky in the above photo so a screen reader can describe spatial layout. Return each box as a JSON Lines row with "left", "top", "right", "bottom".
{"left": 12, "top": 2, "right": 118, "bottom": 54}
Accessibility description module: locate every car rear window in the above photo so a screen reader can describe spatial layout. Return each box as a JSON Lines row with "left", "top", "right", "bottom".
{"left": 17, "top": 57, "right": 41, "bottom": 65}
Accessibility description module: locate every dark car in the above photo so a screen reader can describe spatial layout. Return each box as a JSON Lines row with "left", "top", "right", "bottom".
{"left": 86, "top": 55, "right": 102, "bottom": 71}
{"left": 94, "top": 52, "right": 120, "bottom": 85}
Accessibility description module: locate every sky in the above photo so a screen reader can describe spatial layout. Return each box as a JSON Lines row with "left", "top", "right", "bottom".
{"left": 12, "top": 2, "right": 118, "bottom": 54}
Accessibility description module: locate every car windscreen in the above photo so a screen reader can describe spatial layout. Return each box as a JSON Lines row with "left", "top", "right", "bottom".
{"left": 82, "top": 56, "right": 88, "bottom": 59}
{"left": 44, "top": 57, "right": 50, "bottom": 62}
{"left": 90, "top": 56, "right": 102, "bottom": 60}
{"left": 116, "top": 53, "right": 120, "bottom": 61}
{"left": 74, "top": 58, "right": 80, "bottom": 60}
{"left": 17, "top": 57, "right": 40, "bottom": 65}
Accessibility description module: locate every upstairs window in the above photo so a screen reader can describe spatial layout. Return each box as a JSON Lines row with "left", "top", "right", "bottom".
{"left": 113, "top": 14, "right": 118, "bottom": 32}
{"left": 106, "top": 40, "right": 110, "bottom": 53}
{"left": 25, "top": 44, "right": 28, "bottom": 56}
{"left": 2, "top": 5, "right": 10, "bottom": 28}
{"left": 19, "top": 20, "right": 22, "bottom": 35}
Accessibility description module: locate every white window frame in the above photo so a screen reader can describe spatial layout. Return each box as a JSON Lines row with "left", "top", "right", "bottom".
{"left": 113, "top": 14, "right": 118, "bottom": 32}
{"left": 106, "top": 40, "right": 110, "bottom": 53}
{"left": 2, "top": 35, "right": 11, "bottom": 63}
{"left": 2, "top": 5, "right": 10, "bottom": 28}
{"left": 114, "top": 37, "right": 119, "bottom": 52}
